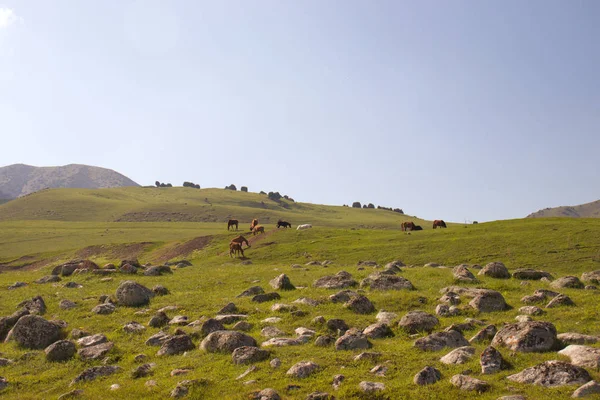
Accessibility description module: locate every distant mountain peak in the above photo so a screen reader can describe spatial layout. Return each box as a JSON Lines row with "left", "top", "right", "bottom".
{"left": 527, "top": 199, "right": 600, "bottom": 218}
{"left": 0, "top": 163, "right": 139, "bottom": 199}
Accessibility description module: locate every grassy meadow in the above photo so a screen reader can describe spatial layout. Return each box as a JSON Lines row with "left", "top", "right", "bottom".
{"left": 0, "top": 188, "right": 599, "bottom": 399}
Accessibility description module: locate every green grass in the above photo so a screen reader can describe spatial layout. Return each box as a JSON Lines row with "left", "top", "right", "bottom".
{"left": 0, "top": 190, "right": 600, "bottom": 399}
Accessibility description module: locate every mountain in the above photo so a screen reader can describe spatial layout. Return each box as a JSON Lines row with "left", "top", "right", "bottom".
{"left": 527, "top": 199, "right": 600, "bottom": 218}
{"left": 0, "top": 164, "right": 140, "bottom": 200}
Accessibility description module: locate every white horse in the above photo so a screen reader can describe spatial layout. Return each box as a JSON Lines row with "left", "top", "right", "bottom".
{"left": 296, "top": 224, "right": 312, "bottom": 230}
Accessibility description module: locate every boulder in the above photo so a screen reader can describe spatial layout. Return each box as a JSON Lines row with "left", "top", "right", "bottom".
{"left": 286, "top": 361, "right": 319, "bottom": 378}
{"left": 169, "top": 316, "right": 189, "bottom": 326}
{"left": 200, "top": 331, "right": 257, "bottom": 353}
{"left": 0, "top": 308, "right": 30, "bottom": 341}
{"left": 261, "top": 326, "right": 286, "bottom": 338}
{"left": 214, "top": 314, "right": 247, "bottom": 324}
{"left": 261, "top": 337, "right": 305, "bottom": 347}
{"left": 251, "top": 293, "right": 281, "bottom": 303}
{"left": 269, "top": 274, "right": 295, "bottom": 290}
{"left": 344, "top": 295, "right": 375, "bottom": 314}
{"left": 581, "top": 271, "right": 600, "bottom": 284}
{"left": 335, "top": 328, "right": 372, "bottom": 351}
{"left": 143, "top": 266, "right": 172, "bottom": 276}
{"left": 255, "top": 388, "right": 281, "bottom": 400}
{"left": 453, "top": 265, "right": 477, "bottom": 282}
{"left": 149, "top": 312, "right": 170, "bottom": 328}
{"left": 492, "top": 321, "right": 557, "bottom": 352}
{"left": 59, "top": 300, "right": 77, "bottom": 310}
{"left": 440, "top": 292, "right": 461, "bottom": 305}
{"left": 200, "top": 319, "right": 225, "bottom": 337}
{"left": 572, "top": 381, "right": 600, "bottom": 398}
{"left": 559, "top": 345, "right": 600, "bottom": 369}
{"left": 91, "top": 303, "right": 115, "bottom": 315}
{"left": 547, "top": 294, "right": 575, "bottom": 308}
{"left": 313, "top": 271, "right": 357, "bottom": 289}
{"left": 115, "top": 281, "right": 153, "bottom": 307}
{"left": 551, "top": 276, "right": 584, "bottom": 289}
{"left": 233, "top": 321, "right": 253, "bottom": 331}
{"left": 480, "top": 346, "right": 509, "bottom": 374}
{"left": 293, "top": 297, "right": 320, "bottom": 307}
{"left": 363, "top": 323, "right": 393, "bottom": 339}
{"left": 450, "top": 374, "right": 490, "bottom": 392}
{"left": 512, "top": 268, "right": 553, "bottom": 280}
{"left": 558, "top": 333, "right": 600, "bottom": 345}
{"left": 326, "top": 319, "right": 349, "bottom": 333}
{"left": 157, "top": 334, "right": 195, "bottom": 356}
{"left": 78, "top": 342, "right": 114, "bottom": 360}
{"left": 478, "top": 262, "right": 511, "bottom": 279}
{"left": 435, "top": 304, "right": 460, "bottom": 317}
{"left": 132, "top": 363, "right": 155, "bottom": 379}
{"left": 71, "top": 365, "right": 121, "bottom": 385}
{"left": 362, "top": 274, "right": 414, "bottom": 290}
{"left": 18, "top": 296, "right": 46, "bottom": 315}
{"left": 440, "top": 346, "right": 475, "bottom": 364}
{"left": 77, "top": 334, "right": 108, "bottom": 348}
{"left": 329, "top": 290, "right": 358, "bottom": 303}
{"left": 414, "top": 330, "right": 469, "bottom": 352}
{"left": 232, "top": 346, "right": 270, "bottom": 365}
{"left": 518, "top": 306, "right": 544, "bottom": 315}
{"left": 305, "top": 392, "right": 334, "bottom": 400}
{"left": 469, "top": 290, "right": 508, "bottom": 312}
{"left": 123, "top": 322, "right": 146, "bottom": 334}
{"left": 119, "top": 264, "right": 138, "bottom": 274}
{"left": 145, "top": 332, "right": 171, "bottom": 347}
{"left": 36, "top": 275, "right": 61, "bottom": 284}
{"left": 7, "top": 282, "right": 27, "bottom": 290}
{"left": 45, "top": 340, "right": 76, "bottom": 362}
{"left": 358, "top": 381, "right": 385, "bottom": 393}
{"left": 218, "top": 303, "right": 238, "bottom": 314}
{"left": 376, "top": 311, "right": 398, "bottom": 324}
{"left": 507, "top": 360, "right": 591, "bottom": 387}
{"left": 314, "top": 335, "right": 335, "bottom": 347}
{"left": 413, "top": 366, "right": 441, "bottom": 385}
{"left": 399, "top": 311, "right": 439, "bottom": 334}
{"left": 5, "top": 315, "right": 63, "bottom": 349}
{"left": 152, "top": 285, "right": 169, "bottom": 296}
{"left": 469, "top": 325, "right": 497, "bottom": 343}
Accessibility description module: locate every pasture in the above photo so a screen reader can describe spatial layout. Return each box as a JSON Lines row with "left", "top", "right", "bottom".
{"left": 0, "top": 188, "right": 599, "bottom": 399}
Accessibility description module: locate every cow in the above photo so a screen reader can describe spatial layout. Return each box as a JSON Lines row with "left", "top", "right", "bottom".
{"left": 296, "top": 224, "right": 312, "bottom": 230}
{"left": 433, "top": 220, "right": 447, "bottom": 229}
{"left": 252, "top": 225, "right": 265, "bottom": 235}
{"left": 277, "top": 220, "right": 292, "bottom": 228}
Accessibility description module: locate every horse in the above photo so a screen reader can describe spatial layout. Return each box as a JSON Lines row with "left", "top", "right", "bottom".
{"left": 229, "top": 242, "right": 244, "bottom": 258}
{"left": 277, "top": 220, "right": 291, "bottom": 228}
{"left": 296, "top": 224, "right": 312, "bottom": 230}
{"left": 250, "top": 218, "right": 258, "bottom": 231}
{"left": 433, "top": 220, "right": 447, "bottom": 229}
{"left": 227, "top": 219, "right": 238, "bottom": 231}
{"left": 230, "top": 235, "right": 250, "bottom": 248}
{"left": 252, "top": 225, "right": 265, "bottom": 235}
{"left": 401, "top": 222, "right": 416, "bottom": 231}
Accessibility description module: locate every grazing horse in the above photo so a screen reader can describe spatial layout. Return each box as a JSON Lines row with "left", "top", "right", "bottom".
{"left": 227, "top": 219, "right": 239, "bottom": 231}
{"left": 433, "top": 220, "right": 447, "bottom": 229}
{"left": 252, "top": 225, "right": 265, "bottom": 235}
{"left": 401, "top": 222, "right": 416, "bottom": 231}
{"left": 277, "top": 220, "right": 291, "bottom": 228}
{"left": 296, "top": 224, "right": 312, "bottom": 230}
{"left": 229, "top": 242, "right": 244, "bottom": 258}
{"left": 230, "top": 235, "right": 250, "bottom": 248}
{"left": 250, "top": 218, "right": 259, "bottom": 232}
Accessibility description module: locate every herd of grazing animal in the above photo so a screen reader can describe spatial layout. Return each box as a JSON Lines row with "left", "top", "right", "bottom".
{"left": 228, "top": 216, "right": 448, "bottom": 257}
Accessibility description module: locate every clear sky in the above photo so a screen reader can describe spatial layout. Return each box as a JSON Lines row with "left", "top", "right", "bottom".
{"left": 1, "top": 1, "right": 599, "bottom": 222}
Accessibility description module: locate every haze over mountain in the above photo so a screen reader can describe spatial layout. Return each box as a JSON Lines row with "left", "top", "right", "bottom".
{"left": 0, "top": 164, "right": 140, "bottom": 200}
{"left": 527, "top": 199, "right": 600, "bottom": 219}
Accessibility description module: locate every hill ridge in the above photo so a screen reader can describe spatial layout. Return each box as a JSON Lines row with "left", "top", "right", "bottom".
{"left": 527, "top": 198, "right": 600, "bottom": 218}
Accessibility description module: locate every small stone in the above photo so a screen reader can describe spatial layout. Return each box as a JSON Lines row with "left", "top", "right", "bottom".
{"left": 358, "top": 381, "right": 385, "bottom": 393}
{"left": 286, "top": 361, "right": 319, "bottom": 378}
{"left": 270, "top": 358, "right": 281, "bottom": 369}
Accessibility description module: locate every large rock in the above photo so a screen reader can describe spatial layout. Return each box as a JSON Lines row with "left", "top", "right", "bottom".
{"left": 344, "top": 295, "right": 375, "bottom": 314}
{"left": 362, "top": 274, "right": 414, "bottom": 290}
{"left": 469, "top": 290, "right": 508, "bottom": 312}
{"left": 551, "top": 276, "right": 584, "bottom": 289}
{"left": 329, "top": 290, "right": 358, "bottom": 303}
{"left": 200, "top": 319, "right": 225, "bottom": 337}
{"left": 92, "top": 303, "right": 115, "bottom": 315}
{"left": 237, "top": 286, "right": 264, "bottom": 297}
{"left": 512, "top": 268, "right": 553, "bottom": 280}
{"left": 36, "top": 275, "right": 61, "bottom": 284}
{"left": 200, "top": 331, "right": 257, "bottom": 353}
{"left": 453, "top": 265, "right": 477, "bottom": 282}
{"left": 45, "top": 340, "right": 76, "bottom": 362}
{"left": 478, "top": 262, "right": 511, "bottom": 279}
{"left": 558, "top": 333, "right": 600, "bottom": 345}
{"left": 335, "top": 328, "right": 372, "bottom": 351}
{"left": 0, "top": 308, "right": 30, "bottom": 341}
{"left": 547, "top": 294, "right": 575, "bottom": 308}
{"left": 480, "top": 346, "right": 508, "bottom": 374}
{"left": 313, "top": 271, "right": 357, "bottom": 289}
{"left": 559, "top": 345, "right": 600, "bottom": 369}
{"left": 77, "top": 334, "right": 107, "bottom": 348}
{"left": 143, "top": 265, "right": 172, "bottom": 276}
{"left": 256, "top": 388, "right": 281, "bottom": 400}
{"left": 413, "top": 366, "right": 441, "bottom": 385}
{"left": 269, "top": 274, "right": 295, "bottom": 290}
{"left": 414, "top": 330, "right": 469, "bottom": 352}
{"left": 157, "top": 335, "right": 195, "bottom": 356}
{"left": 469, "top": 325, "right": 497, "bottom": 343}
{"left": 149, "top": 312, "right": 170, "bottom": 328}
{"left": 358, "top": 381, "right": 385, "bottom": 393}
{"left": 78, "top": 342, "right": 114, "bottom": 360}
{"left": 399, "top": 311, "right": 439, "bottom": 334}
{"left": 440, "top": 346, "right": 475, "bottom": 364}
{"left": 492, "top": 321, "right": 557, "bottom": 352}
{"left": 572, "top": 381, "right": 600, "bottom": 398}
{"left": 115, "top": 281, "right": 153, "bottom": 307}
{"left": 581, "top": 271, "right": 600, "bottom": 284}
{"left": 450, "top": 374, "right": 490, "bottom": 392}
{"left": 326, "top": 319, "right": 349, "bottom": 333}
{"left": 507, "top": 360, "right": 592, "bottom": 387}
{"left": 123, "top": 322, "right": 146, "bottom": 334}
{"left": 18, "top": 296, "right": 46, "bottom": 315}
{"left": 286, "top": 361, "right": 319, "bottom": 378}
{"left": 145, "top": 332, "right": 171, "bottom": 347}
{"left": 261, "top": 337, "right": 306, "bottom": 347}
{"left": 232, "top": 346, "right": 270, "bottom": 365}
{"left": 251, "top": 293, "right": 281, "bottom": 303}
{"left": 5, "top": 315, "right": 63, "bottom": 349}
{"left": 363, "top": 323, "right": 393, "bottom": 339}
{"left": 71, "top": 366, "right": 121, "bottom": 385}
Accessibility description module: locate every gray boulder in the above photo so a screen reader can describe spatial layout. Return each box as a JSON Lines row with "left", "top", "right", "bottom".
{"left": 450, "top": 374, "right": 490, "bottom": 392}
{"left": 149, "top": 312, "right": 170, "bottom": 328}
{"left": 399, "top": 311, "right": 439, "bottom": 334}
{"left": 313, "top": 271, "right": 357, "bottom": 289}
{"left": 363, "top": 323, "right": 393, "bottom": 339}
{"left": 558, "top": 333, "right": 600, "bottom": 345}
{"left": 572, "top": 381, "right": 600, "bottom": 398}
{"left": 492, "top": 321, "right": 557, "bottom": 352}
{"left": 362, "top": 274, "right": 414, "bottom": 290}
{"left": 286, "top": 361, "right": 319, "bottom": 378}
{"left": 559, "top": 345, "right": 600, "bottom": 369}
{"left": 252, "top": 293, "right": 281, "bottom": 303}
{"left": 269, "top": 274, "right": 295, "bottom": 290}
{"left": 440, "top": 346, "right": 475, "bottom": 364}
{"left": 6, "top": 315, "right": 63, "bottom": 349}
{"left": 344, "top": 295, "right": 375, "bottom": 314}
{"left": 78, "top": 342, "right": 114, "bottom": 360}
{"left": 71, "top": 365, "right": 121, "bottom": 385}
{"left": 123, "top": 322, "right": 145, "bottom": 334}
{"left": 36, "top": 275, "right": 61, "bottom": 284}
{"left": 232, "top": 346, "right": 270, "bottom": 365}
{"left": 77, "top": 334, "right": 107, "bottom": 348}
{"left": 581, "top": 271, "right": 600, "bottom": 284}
{"left": 507, "top": 360, "right": 591, "bottom": 387}
{"left": 157, "top": 335, "right": 195, "bottom": 356}
{"left": 335, "top": 328, "right": 372, "bottom": 351}
{"left": 551, "top": 276, "right": 584, "bottom": 289}
{"left": 480, "top": 346, "right": 509, "bottom": 374}
{"left": 414, "top": 366, "right": 441, "bottom": 385}
{"left": 59, "top": 300, "right": 77, "bottom": 310}
{"left": 237, "top": 286, "right": 265, "bottom": 297}
{"left": 512, "top": 268, "right": 553, "bottom": 280}
{"left": 358, "top": 381, "right": 385, "bottom": 393}
{"left": 115, "top": 281, "right": 153, "bottom": 307}
{"left": 329, "top": 290, "right": 358, "bottom": 303}
{"left": 414, "top": 330, "right": 469, "bottom": 352}
{"left": 200, "top": 331, "right": 257, "bottom": 353}
{"left": 0, "top": 308, "right": 30, "bottom": 341}
{"left": 200, "top": 319, "right": 225, "bottom": 337}
{"left": 547, "top": 294, "right": 575, "bottom": 308}
{"left": 478, "top": 262, "right": 511, "bottom": 279}
{"left": 18, "top": 296, "right": 46, "bottom": 315}
{"left": 469, "top": 290, "right": 508, "bottom": 312}
{"left": 45, "top": 340, "right": 76, "bottom": 362}
{"left": 453, "top": 265, "right": 477, "bottom": 282}
{"left": 469, "top": 325, "right": 497, "bottom": 343}
{"left": 92, "top": 303, "right": 115, "bottom": 315}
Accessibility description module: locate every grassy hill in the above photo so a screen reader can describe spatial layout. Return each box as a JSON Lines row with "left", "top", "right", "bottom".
{"left": 0, "top": 163, "right": 140, "bottom": 200}
{"left": 527, "top": 199, "right": 600, "bottom": 218}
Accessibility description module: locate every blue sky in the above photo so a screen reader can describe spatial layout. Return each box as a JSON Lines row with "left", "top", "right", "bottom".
{"left": 1, "top": 1, "right": 599, "bottom": 222}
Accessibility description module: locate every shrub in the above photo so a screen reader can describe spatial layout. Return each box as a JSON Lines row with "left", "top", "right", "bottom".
{"left": 268, "top": 191, "right": 282, "bottom": 201}
{"left": 225, "top": 184, "right": 237, "bottom": 191}
{"left": 367, "top": 203, "right": 375, "bottom": 209}
{"left": 352, "top": 202, "right": 362, "bottom": 208}
{"left": 241, "top": 186, "right": 248, "bottom": 192}
{"left": 183, "top": 182, "right": 200, "bottom": 189}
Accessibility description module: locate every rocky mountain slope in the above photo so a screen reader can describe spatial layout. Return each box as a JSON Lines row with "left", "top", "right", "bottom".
{"left": 0, "top": 164, "right": 139, "bottom": 200}
{"left": 527, "top": 199, "right": 600, "bottom": 218}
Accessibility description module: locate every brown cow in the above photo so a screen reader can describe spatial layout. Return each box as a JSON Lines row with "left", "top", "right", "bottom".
{"left": 252, "top": 225, "right": 265, "bottom": 236}
{"left": 433, "top": 220, "right": 447, "bottom": 229}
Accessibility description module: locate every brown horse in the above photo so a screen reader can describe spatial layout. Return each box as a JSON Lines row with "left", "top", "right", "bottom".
{"left": 230, "top": 235, "right": 250, "bottom": 248}
{"left": 227, "top": 219, "right": 238, "bottom": 231}
{"left": 433, "top": 220, "right": 447, "bottom": 229}
{"left": 401, "top": 222, "right": 416, "bottom": 231}
{"left": 229, "top": 242, "right": 244, "bottom": 258}
{"left": 250, "top": 218, "right": 258, "bottom": 231}
{"left": 277, "top": 220, "right": 291, "bottom": 228}
{"left": 252, "top": 225, "right": 265, "bottom": 235}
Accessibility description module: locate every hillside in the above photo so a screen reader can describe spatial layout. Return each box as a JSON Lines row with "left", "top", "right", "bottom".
{"left": 0, "top": 163, "right": 140, "bottom": 200}
{"left": 0, "top": 187, "right": 425, "bottom": 229}
{"left": 527, "top": 199, "right": 600, "bottom": 218}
